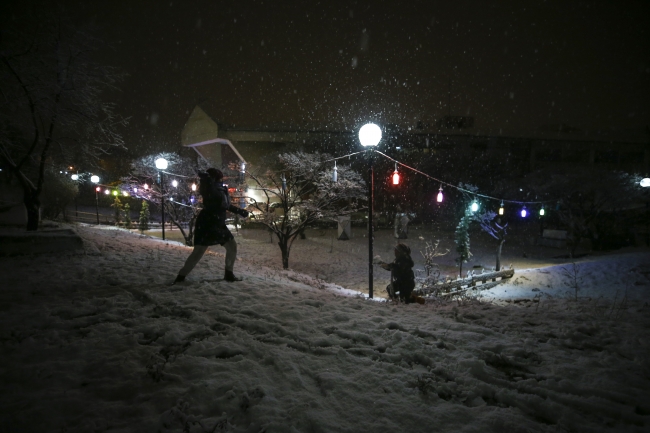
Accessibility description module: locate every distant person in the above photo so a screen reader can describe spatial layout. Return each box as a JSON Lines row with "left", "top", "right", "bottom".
{"left": 173, "top": 168, "right": 249, "bottom": 284}
{"left": 380, "top": 243, "right": 423, "bottom": 304}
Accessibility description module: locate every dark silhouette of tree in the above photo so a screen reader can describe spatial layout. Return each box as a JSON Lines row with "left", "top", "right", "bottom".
{"left": 522, "top": 168, "right": 644, "bottom": 256}
{"left": 0, "top": 16, "right": 127, "bottom": 230}
{"left": 475, "top": 211, "right": 508, "bottom": 271}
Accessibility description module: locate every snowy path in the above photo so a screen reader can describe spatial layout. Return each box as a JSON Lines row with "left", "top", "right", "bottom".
{"left": 1, "top": 225, "right": 649, "bottom": 432}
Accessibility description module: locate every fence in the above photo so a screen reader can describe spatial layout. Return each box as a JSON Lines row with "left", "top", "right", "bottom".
{"left": 415, "top": 268, "right": 515, "bottom": 299}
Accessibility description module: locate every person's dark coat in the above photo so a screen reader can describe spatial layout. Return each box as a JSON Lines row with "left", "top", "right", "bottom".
{"left": 385, "top": 255, "right": 416, "bottom": 303}
{"left": 194, "top": 173, "right": 246, "bottom": 246}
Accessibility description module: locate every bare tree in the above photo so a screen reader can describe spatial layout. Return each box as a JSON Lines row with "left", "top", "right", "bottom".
{"left": 0, "top": 17, "right": 127, "bottom": 230}
{"left": 246, "top": 152, "right": 366, "bottom": 269}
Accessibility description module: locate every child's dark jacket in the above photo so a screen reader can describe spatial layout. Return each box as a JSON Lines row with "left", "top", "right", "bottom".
{"left": 385, "top": 255, "right": 415, "bottom": 300}
{"left": 194, "top": 173, "right": 247, "bottom": 246}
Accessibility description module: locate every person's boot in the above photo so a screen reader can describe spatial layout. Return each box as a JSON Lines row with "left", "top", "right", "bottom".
{"left": 172, "top": 274, "right": 185, "bottom": 285}
{"left": 224, "top": 270, "right": 242, "bottom": 282}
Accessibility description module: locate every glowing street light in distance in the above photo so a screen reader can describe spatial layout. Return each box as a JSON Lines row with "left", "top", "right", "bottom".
{"left": 155, "top": 158, "right": 168, "bottom": 170}
{"left": 358, "top": 123, "right": 382, "bottom": 147}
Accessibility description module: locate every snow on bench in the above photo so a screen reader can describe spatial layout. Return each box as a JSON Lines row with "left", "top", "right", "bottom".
{"left": 415, "top": 268, "right": 515, "bottom": 298}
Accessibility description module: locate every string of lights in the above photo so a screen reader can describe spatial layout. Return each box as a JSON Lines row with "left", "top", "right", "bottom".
{"left": 320, "top": 148, "right": 555, "bottom": 215}
{"left": 372, "top": 150, "right": 553, "bottom": 205}
{"left": 321, "top": 150, "right": 367, "bottom": 164}
{"left": 86, "top": 142, "right": 569, "bottom": 220}
{"left": 168, "top": 199, "right": 195, "bottom": 208}
{"left": 160, "top": 170, "right": 195, "bottom": 179}
{"left": 142, "top": 148, "right": 555, "bottom": 216}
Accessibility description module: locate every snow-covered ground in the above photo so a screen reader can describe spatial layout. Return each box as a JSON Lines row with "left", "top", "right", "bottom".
{"left": 1, "top": 223, "right": 649, "bottom": 432}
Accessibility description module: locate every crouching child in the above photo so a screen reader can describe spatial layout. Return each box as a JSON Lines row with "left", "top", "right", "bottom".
{"left": 380, "top": 244, "right": 424, "bottom": 304}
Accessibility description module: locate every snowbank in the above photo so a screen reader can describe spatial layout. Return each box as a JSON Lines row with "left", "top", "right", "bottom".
{"left": 0, "top": 224, "right": 648, "bottom": 432}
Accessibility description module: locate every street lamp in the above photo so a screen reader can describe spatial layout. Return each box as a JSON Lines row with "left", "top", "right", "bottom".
{"left": 91, "top": 175, "right": 100, "bottom": 224}
{"left": 642, "top": 178, "right": 650, "bottom": 245}
{"left": 155, "top": 158, "right": 168, "bottom": 240}
{"left": 359, "top": 123, "right": 382, "bottom": 299}
{"left": 70, "top": 173, "right": 80, "bottom": 218}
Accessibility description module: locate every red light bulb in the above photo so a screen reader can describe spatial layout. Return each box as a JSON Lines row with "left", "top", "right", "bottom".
{"left": 392, "top": 170, "right": 400, "bottom": 185}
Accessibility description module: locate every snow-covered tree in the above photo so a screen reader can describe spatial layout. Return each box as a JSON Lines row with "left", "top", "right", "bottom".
{"left": 138, "top": 200, "right": 150, "bottom": 233}
{"left": 0, "top": 17, "right": 127, "bottom": 231}
{"left": 246, "top": 152, "right": 366, "bottom": 269}
{"left": 454, "top": 209, "right": 473, "bottom": 278}
{"left": 475, "top": 211, "right": 508, "bottom": 271}
{"left": 450, "top": 183, "right": 481, "bottom": 278}
{"left": 123, "top": 152, "right": 209, "bottom": 246}
{"left": 111, "top": 196, "right": 123, "bottom": 226}
{"left": 123, "top": 203, "right": 132, "bottom": 229}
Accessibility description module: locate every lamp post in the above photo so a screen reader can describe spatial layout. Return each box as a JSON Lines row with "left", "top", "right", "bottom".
{"left": 71, "top": 173, "right": 79, "bottom": 218}
{"left": 642, "top": 178, "right": 650, "bottom": 246}
{"left": 91, "top": 175, "right": 100, "bottom": 224}
{"left": 359, "top": 123, "right": 382, "bottom": 299}
{"left": 155, "top": 158, "right": 168, "bottom": 240}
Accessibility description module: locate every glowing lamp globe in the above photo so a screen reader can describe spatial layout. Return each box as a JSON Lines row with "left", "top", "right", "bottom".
{"left": 436, "top": 188, "right": 443, "bottom": 203}
{"left": 91, "top": 175, "right": 100, "bottom": 184}
{"left": 641, "top": 178, "right": 650, "bottom": 188}
{"left": 392, "top": 170, "right": 400, "bottom": 185}
{"left": 95, "top": 186, "right": 101, "bottom": 192}
{"left": 104, "top": 189, "right": 110, "bottom": 195}
{"left": 521, "top": 207, "right": 527, "bottom": 218}
{"left": 539, "top": 207, "right": 545, "bottom": 216}
{"left": 143, "top": 183, "right": 149, "bottom": 190}
{"left": 122, "top": 191, "right": 129, "bottom": 196}
{"left": 155, "top": 158, "right": 168, "bottom": 170}
{"left": 470, "top": 201, "right": 479, "bottom": 213}
{"left": 71, "top": 174, "right": 79, "bottom": 181}
{"left": 191, "top": 183, "right": 197, "bottom": 191}
{"left": 172, "top": 180, "right": 178, "bottom": 188}
{"left": 359, "top": 123, "right": 382, "bottom": 147}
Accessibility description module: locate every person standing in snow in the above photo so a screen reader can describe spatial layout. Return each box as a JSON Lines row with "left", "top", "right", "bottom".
{"left": 173, "top": 168, "right": 249, "bottom": 284}
{"left": 380, "top": 243, "right": 420, "bottom": 303}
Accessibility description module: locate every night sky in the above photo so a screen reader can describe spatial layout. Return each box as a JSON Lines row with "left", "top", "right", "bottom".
{"left": 4, "top": 0, "right": 649, "bottom": 153}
